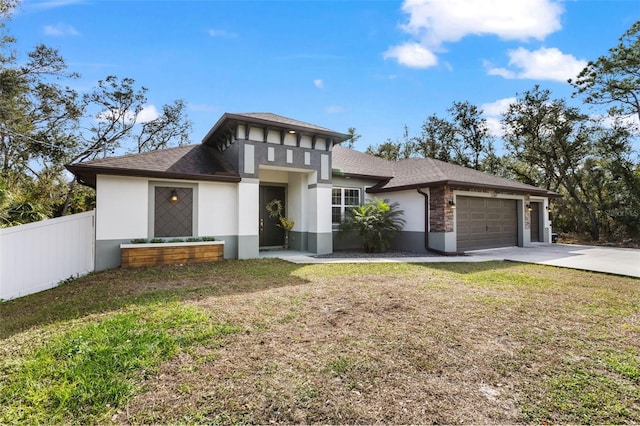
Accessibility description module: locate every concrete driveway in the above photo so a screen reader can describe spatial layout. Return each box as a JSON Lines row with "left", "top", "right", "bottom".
{"left": 268, "top": 243, "right": 640, "bottom": 278}
{"left": 466, "top": 243, "right": 640, "bottom": 278}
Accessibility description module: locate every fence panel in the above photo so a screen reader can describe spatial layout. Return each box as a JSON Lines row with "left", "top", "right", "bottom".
{"left": 0, "top": 211, "right": 95, "bottom": 300}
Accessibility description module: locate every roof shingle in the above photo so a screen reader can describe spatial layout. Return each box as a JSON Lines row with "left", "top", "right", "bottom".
{"left": 332, "top": 146, "right": 558, "bottom": 196}
{"left": 66, "top": 144, "right": 240, "bottom": 187}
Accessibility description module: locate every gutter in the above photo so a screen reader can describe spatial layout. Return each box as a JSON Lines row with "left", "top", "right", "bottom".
{"left": 417, "top": 188, "right": 429, "bottom": 252}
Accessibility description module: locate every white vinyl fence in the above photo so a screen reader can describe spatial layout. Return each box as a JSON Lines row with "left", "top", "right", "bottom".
{"left": 0, "top": 210, "right": 95, "bottom": 301}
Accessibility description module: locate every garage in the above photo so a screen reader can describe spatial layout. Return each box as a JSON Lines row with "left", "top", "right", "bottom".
{"left": 456, "top": 196, "right": 518, "bottom": 251}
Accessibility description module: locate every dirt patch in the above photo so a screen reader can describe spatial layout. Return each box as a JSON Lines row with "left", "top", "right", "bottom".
{"left": 114, "top": 264, "right": 639, "bottom": 424}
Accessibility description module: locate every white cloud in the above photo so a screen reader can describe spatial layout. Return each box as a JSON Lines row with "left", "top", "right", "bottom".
{"left": 97, "top": 105, "right": 160, "bottom": 124}
{"left": 43, "top": 23, "right": 80, "bottom": 36}
{"left": 486, "top": 47, "right": 588, "bottom": 82}
{"left": 137, "top": 105, "right": 160, "bottom": 123}
{"left": 383, "top": 42, "right": 438, "bottom": 68}
{"left": 481, "top": 97, "right": 517, "bottom": 117}
{"left": 314, "top": 79, "right": 324, "bottom": 89}
{"left": 208, "top": 29, "right": 237, "bottom": 38}
{"left": 481, "top": 97, "right": 516, "bottom": 137}
{"left": 387, "top": 0, "right": 563, "bottom": 67}
{"left": 401, "top": 0, "right": 562, "bottom": 44}
{"left": 326, "top": 106, "right": 345, "bottom": 114}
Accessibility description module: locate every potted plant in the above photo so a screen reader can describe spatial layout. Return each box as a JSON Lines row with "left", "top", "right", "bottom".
{"left": 265, "top": 198, "right": 295, "bottom": 249}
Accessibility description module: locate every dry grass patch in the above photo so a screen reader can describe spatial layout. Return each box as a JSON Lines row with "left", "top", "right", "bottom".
{"left": 1, "top": 260, "right": 638, "bottom": 424}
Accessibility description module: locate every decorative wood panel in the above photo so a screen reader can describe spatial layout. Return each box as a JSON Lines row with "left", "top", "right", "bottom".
{"left": 121, "top": 242, "right": 224, "bottom": 268}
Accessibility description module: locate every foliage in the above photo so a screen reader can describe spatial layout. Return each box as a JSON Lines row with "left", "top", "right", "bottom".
{"left": 339, "top": 197, "right": 405, "bottom": 252}
{"left": 265, "top": 198, "right": 295, "bottom": 231}
{"left": 0, "top": 302, "right": 240, "bottom": 424}
{"left": 502, "top": 85, "right": 639, "bottom": 241}
{"left": 570, "top": 20, "right": 640, "bottom": 120}
{"left": 343, "top": 127, "right": 361, "bottom": 149}
{"left": 365, "top": 125, "right": 415, "bottom": 161}
{"left": 128, "top": 236, "right": 218, "bottom": 244}
{"left": 0, "top": 2, "right": 192, "bottom": 224}
{"left": 366, "top": 102, "right": 497, "bottom": 171}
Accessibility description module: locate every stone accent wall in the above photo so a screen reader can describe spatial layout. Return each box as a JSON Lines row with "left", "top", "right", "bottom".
{"left": 430, "top": 186, "right": 455, "bottom": 232}
{"left": 524, "top": 195, "right": 531, "bottom": 230}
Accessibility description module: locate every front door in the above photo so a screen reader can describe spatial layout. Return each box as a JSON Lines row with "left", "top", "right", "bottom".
{"left": 259, "top": 185, "right": 286, "bottom": 248}
{"left": 530, "top": 202, "right": 541, "bottom": 242}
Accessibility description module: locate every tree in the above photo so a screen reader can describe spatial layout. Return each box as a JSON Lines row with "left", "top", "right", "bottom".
{"left": 414, "top": 101, "right": 495, "bottom": 170}
{"left": 570, "top": 21, "right": 640, "bottom": 121}
{"left": 502, "top": 86, "right": 607, "bottom": 241}
{"left": 365, "top": 125, "right": 415, "bottom": 161}
{"left": 136, "top": 99, "right": 191, "bottom": 153}
{"left": 0, "top": 1, "right": 193, "bottom": 222}
{"left": 343, "top": 127, "right": 361, "bottom": 149}
{"left": 339, "top": 198, "right": 405, "bottom": 253}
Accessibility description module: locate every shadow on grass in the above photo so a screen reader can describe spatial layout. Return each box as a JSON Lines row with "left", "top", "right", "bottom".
{"left": 0, "top": 258, "right": 310, "bottom": 340}
{"left": 408, "top": 260, "right": 521, "bottom": 274}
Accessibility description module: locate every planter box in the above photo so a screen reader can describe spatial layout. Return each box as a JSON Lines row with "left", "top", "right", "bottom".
{"left": 120, "top": 241, "right": 224, "bottom": 268}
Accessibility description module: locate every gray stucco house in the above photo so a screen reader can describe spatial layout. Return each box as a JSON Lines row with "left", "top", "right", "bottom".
{"left": 67, "top": 112, "right": 558, "bottom": 270}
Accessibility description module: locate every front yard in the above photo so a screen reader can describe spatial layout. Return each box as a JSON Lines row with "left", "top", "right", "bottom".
{"left": 1, "top": 260, "right": 638, "bottom": 424}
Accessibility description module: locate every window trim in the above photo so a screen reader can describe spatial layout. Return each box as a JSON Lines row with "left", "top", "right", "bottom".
{"left": 332, "top": 187, "right": 361, "bottom": 224}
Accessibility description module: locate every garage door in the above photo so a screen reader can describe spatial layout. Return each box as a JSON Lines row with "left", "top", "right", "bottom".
{"left": 456, "top": 196, "right": 517, "bottom": 251}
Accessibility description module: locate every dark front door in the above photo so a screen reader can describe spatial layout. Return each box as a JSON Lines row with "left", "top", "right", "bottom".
{"left": 259, "top": 185, "right": 286, "bottom": 248}
{"left": 530, "top": 202, "right": 541, "bottom": 242}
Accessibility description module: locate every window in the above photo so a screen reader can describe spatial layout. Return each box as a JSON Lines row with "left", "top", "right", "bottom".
{"left": 332, "top": 187, "right": 361, "bottom": 223}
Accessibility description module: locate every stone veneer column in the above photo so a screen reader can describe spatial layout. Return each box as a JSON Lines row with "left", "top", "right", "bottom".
{"left": 428, "top": 185, "right": 456, "bottom": 253}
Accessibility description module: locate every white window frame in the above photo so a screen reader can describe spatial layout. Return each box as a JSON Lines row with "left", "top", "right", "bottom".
{"left": 332, "top": 187, "right": 361, "bottom": 224}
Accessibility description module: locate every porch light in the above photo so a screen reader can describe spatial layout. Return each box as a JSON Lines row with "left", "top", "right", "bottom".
{"left": 170, "top": 189, "right": 178, "bottom": 202}
{"left": 448, "top": 200, "right": 456, "bottom": 209}
{"left": 526, "top": 203, "right": 532, "bottom": 212}
{"left": 546, "top": 205, "right": 552, "bottom": 212}
{"left": 288, "top": 130, "right": 296, "bottom": 134}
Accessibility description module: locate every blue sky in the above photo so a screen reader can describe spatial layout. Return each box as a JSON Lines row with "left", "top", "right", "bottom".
{"left": 8, "top": 0, "right": 640, "bottom": 153}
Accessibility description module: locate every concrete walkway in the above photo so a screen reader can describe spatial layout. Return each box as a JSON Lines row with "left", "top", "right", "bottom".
{"left": 260, "top": 243, "right": 640, "bottom": 278}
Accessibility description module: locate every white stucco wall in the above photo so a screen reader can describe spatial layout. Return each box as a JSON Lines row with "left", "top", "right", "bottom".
{"left": 96, "top": 175, "right": 148, "bottom": 240}
{"left": 259, "top": 168, "right": 289, "bottom": 184}
{"left": 384, "top": 189, "right": 427, "bottom": 232}
{"left": 287, "top": 172, "right": 307, "bottom": 232}
{"left": 198, "top": 181, "right": 238, "bottom": 236}
{"left": 238, "top": 179, "right": 259, "bottom": 236}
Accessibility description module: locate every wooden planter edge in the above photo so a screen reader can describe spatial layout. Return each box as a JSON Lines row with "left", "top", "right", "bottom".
{"left": 120, "top": 241, "right": 224, "bottom": 268}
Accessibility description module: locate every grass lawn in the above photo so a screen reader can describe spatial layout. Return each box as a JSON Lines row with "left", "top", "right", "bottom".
{"left": 1, "top": 259, "right": 638, "bottom": 424}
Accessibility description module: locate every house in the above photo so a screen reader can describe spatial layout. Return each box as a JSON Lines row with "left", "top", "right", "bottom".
{"left": 67, "top": 112, "right": 558, "bottom": 270}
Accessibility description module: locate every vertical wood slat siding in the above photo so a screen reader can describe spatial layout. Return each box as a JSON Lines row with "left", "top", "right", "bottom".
{"left": 0, "top": 211, "right": 95, "bottom": 300}
{"left": 120, "top": 243, "right": 223, "bottom": 268}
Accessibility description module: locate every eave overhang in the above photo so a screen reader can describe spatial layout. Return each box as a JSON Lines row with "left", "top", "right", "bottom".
{"left": 366, "top": 179, "right": 562, "bottom": 198}
{"left": 65, "top": 164, "right": 241, "bottom": 189}
{"left": 202, "top": 113, "right": 350, "bottom": 151}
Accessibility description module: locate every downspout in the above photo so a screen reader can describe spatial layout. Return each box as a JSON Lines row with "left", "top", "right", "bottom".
{"left": 417, "top": 188, "right": 429, "bottom": 251}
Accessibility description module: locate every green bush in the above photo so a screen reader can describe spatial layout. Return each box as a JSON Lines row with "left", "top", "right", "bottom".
{"left": 339, "top": 198, "right": 405, "bottom": 253}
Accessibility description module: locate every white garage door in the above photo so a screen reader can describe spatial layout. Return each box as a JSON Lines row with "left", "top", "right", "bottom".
{"left": 456, "top": 196, "right": 517, "bottom": 251}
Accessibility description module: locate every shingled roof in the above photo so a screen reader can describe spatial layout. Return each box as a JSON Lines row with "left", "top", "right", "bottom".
{"left": 332, "top": 146, "right": 558, "bottom": 197}
{"left": 202, "top": 112, "right": 349, "bottom": 147}
{"left": 66, "top": 145, "right": 240, "bottom": 188}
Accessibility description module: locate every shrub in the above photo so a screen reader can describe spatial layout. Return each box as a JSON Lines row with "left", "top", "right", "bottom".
{"left": 339, "top": 198, "right": 405, "bottom": 253}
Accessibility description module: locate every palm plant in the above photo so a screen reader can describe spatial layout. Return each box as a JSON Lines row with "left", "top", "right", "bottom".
{"left": 339, "top": 197, "right": 405, "bottom": 253}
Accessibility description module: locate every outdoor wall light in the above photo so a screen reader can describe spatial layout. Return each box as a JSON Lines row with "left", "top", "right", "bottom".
{"left": 526, "top": 203, "right": 532, "bottom": 212}
{"left": 448, "top": 200, "right": 456, "bottom": 209}
{"left": 546, "top": 205, "right": 552, "bottom": 212}
{"left": 170, "top": 189, "right": 178, "bottom": 202}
